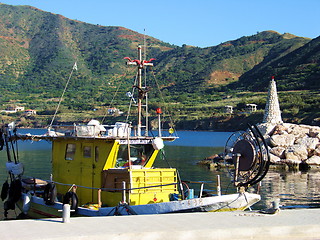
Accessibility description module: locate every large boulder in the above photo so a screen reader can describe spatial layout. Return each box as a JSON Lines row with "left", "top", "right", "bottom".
{"left": 272, "top": 124, "right": 288, "bottom": 135}
{"left": 270, "top": 134, "right": 295, "bottom": 147}
{"left": 284, "top": 148, "right": 301, "bottom": 161}
{"left": 308, "top": 126, "right": 320, "bottom": 138}
{"left": 295, "top": 136, "right": 319, "bottom": 149}
{"left": 269, "top": 153, "right": 281, "bottom": 164}
{"left": 269, "top": 146, "right": 286, "bottom": 158}
{"left": 306, "top": 155, "right": 320, "bottom": 165}
{"left": 288, "top": 125, "right": 310, "bottom": 138}
{"left": 257, "top": 123, "right": 276, "bottom": 137}
{"left": 286, "top": 145, "right": 309, "bottom": 161}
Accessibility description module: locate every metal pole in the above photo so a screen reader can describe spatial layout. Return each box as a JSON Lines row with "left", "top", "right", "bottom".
{"left": 127, "top": 127, "right": 131, "bottom": 168}
{"left": 217, "top": 175, "right": 221, "bottom": 196}
{"left": 199, "top": 183, "right": 204, "bottom": 198}
{"left": 137, "top": 46, "right": 142, "bottom": 137}
{"left": 158, "top": 114, "right": 162, "bottom": 137}
{"left": 98, "top": 189, "right": 102, "bottom": 208}
{"left": 234, "top": 153, "right": 241, "bottom": 187}
{"left": 122, "top": 181, "right": 126, "bottom": 203}
{"left": 62, "top": 204, "right": 71, "bottom": 223}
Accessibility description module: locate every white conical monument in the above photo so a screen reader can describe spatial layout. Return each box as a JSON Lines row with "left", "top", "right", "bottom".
{"left": 263, "top": 76, "right": 283, "bottom": 124}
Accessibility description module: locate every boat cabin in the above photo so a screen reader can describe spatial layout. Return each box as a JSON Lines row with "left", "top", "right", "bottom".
{"left": 50, "top": 123, "right": 178, "bottom": 208}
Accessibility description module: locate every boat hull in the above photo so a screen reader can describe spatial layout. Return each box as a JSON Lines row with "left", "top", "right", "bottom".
{"left": 17, "top": 192, "right": 260, "bottom": 218}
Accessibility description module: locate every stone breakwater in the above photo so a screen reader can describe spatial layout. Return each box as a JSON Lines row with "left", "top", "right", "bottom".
{"left": 257, "top": 123, "right": 320, "bottom": 170}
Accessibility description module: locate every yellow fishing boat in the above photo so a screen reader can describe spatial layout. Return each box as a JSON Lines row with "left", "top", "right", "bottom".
{"left": 1, "top": 46, "right": 269, "bottom": 219}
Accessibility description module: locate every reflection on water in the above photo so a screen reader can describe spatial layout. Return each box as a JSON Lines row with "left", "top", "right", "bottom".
{"left": 0, "top": 130, "right": 320, "bottom": 220}
{"left": 258, "top": 170, "right": 320, "bottom": 209}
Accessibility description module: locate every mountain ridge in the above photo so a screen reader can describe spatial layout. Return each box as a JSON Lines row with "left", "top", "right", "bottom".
{"left": 237, "top": 35, "right": 320, "bottom": 91}
{"left": 0, "top": 3, "right": 313, "bottom": 95}
{"left": 0, "top": 3, "right": 319, "bottom": 129}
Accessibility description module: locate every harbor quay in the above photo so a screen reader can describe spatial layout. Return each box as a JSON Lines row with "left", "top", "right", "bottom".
{"left": 0, "top": 209, "right": 320, "bottom": 240}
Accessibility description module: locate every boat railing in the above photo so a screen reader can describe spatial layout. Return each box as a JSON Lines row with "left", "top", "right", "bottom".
{"left": 48, "top": 123, "right": 177, "bottom": 139}
{"left": 49, "top": 122, "right": 132, "bottom": 138}
{"left": 51, "top": 180, "right": 178, "bottom": 192}
{"left": 23, "top": 176, "right": 224, "bottom": 210}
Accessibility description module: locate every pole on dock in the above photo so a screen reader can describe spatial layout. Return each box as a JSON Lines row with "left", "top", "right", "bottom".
{"left": 122, "top": 181, "right": 127, "bottom": 203}
{"left": 217, "top": 175, "right": 221, "bottom": 196}
{"left": 62, "top": 204, "right": 71, "bottom": 223}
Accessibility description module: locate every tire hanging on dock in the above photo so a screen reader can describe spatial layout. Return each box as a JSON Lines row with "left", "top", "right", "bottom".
{"left": 1, "top": 180, "right": 9, "bottom": 201}
{"left": 63, "top": 191, "right": 78, "bottom": 211}
{"left": 4, "top": 179, "right": 22, "bottom": 212}
{"left": 43, "top": 183, "right": 57, "bottom": 205}
{"left": 8, "top": 179, "right": 22, "bottom": 203}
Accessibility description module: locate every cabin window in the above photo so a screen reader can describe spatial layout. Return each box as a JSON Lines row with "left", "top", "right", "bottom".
{"left": 83, "top": 146, "right": 92, "bottom": 158}
{"left": 95, "top": 146, "right": 99, "bottom": 162}
{"left": 116, "top": 144, "right": 154, "bottom": 168}
{"left": 65, "top": 144, "right": 76, "bottom": 160}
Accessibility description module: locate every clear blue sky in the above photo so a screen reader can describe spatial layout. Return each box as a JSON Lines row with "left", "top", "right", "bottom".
{"left": 0, "top": 0, "right": 319, "bottom": 47}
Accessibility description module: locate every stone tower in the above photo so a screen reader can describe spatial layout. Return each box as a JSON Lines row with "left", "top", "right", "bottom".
{"left": 263, "top": 76, "right": 283, "bottom": 124}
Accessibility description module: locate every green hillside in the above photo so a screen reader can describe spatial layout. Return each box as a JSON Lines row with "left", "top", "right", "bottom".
{"left": 0, "top": 3, "right": 173, "bottom": 93}
{"left": 236, "top": 35, "right": 320, "bottom": 91}
{"left": 154, "top": 31, "right": 310, "bottom": 93}
{"left": 0, "top": 3, "right": 319, "bottom": 130}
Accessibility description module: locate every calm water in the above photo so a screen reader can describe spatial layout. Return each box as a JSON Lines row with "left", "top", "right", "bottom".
{"left": 1, "top": 129, "right": 320, "bottom": 220}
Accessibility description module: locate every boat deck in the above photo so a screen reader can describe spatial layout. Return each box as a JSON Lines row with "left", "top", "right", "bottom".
{"left": 1, "top": 209, "right": 319, "bottom": 240}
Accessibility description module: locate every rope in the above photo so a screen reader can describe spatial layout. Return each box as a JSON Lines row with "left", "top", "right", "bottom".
{"left": 101, "top": 74, "right": 126, "bottom": 124}
{"left": 151, "top": 70, "right": 178, "bottom": 136}
{"left": 48, "top": 180, "right": 177, "bottom": 192}
{"left": 212, "top": 192, "right": 242, "bottom": 212}
{"left": 100, "top": 66, "right": 136, "bottom": 124}
{"left": 125, "top": 72, "right": 138, "bottom": 123}
{"left": 48, "top": 62, "right": 77, "bottom": 129}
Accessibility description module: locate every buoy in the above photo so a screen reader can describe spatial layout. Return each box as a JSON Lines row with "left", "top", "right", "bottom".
{"left": 152, "top": 137, "right": 164, "bottom": 150}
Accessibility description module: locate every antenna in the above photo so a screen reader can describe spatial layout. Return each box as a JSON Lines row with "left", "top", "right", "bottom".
{"left": 143, "top": 28, "right": 146, "bottom": 60}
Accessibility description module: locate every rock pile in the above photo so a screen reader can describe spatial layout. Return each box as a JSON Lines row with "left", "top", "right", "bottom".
{"left": 257, "top": 123, "right": 320, "bottom": 169}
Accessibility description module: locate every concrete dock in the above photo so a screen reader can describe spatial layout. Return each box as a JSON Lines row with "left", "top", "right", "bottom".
{"left": 0, "top": 209, "right": 320, "bottom": 240}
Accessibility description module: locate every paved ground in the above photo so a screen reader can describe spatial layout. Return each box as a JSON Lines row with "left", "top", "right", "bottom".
{"left": 0, "top": 209, "right": 320, "bottom": 239}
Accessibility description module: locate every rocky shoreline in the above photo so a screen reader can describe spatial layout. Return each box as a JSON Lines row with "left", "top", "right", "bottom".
{"left": 258, "top": 123, "right": 320, "bottom": 170}
{"left": 200, "top": 122, "right": 320, "bottom": 171}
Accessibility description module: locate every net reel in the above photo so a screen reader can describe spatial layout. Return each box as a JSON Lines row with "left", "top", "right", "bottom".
{"left": 224, "top": 124, "right": 270, "bottom": 188}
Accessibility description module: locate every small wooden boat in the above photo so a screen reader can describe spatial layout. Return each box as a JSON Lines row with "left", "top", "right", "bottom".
{"left": 0, "top": 46, "right": 269, "bottom": 219}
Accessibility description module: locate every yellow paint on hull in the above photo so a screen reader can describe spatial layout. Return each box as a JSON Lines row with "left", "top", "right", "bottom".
{"left": 51, "top": 138, "right": 164, "bottom": 206}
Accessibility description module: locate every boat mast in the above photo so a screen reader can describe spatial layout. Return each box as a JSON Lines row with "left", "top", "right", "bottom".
{"left": 125, "top": 46, "right": 154, "bottom": 137}
{"left": 137, "top": 46, "right": 143, "bottom": 136}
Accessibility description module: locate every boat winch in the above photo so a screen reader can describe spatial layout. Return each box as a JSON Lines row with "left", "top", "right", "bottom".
{"left": 224, "top": 124, "right": 270, "bottom": 188}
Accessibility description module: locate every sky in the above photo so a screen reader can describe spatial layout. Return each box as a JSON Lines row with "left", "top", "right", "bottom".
{"left": 0, "top": 0, "right": 319, "bottom": 48}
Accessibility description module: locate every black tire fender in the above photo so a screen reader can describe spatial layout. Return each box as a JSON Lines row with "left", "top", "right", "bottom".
{"left": 43, "top": 183, "right": 57, "bottom": 205}
{"left": 1, "top": 180, "right": 9, "bottom": 201}
{"left": 8, "top": 179, "right": 22, "bottom": 203}
{"left": 63, "top": 191, "right": 78, "bottom": 211}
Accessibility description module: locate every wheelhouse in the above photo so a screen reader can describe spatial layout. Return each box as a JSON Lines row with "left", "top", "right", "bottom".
{"left": 52, "top": 137, "right": 161, "bottom": 205}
